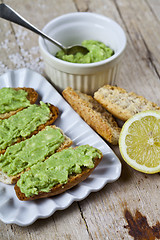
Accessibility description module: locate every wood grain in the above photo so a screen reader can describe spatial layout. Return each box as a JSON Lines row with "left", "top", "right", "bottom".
{"left": 0, "top": 0, "right": 160, "bottom": 239}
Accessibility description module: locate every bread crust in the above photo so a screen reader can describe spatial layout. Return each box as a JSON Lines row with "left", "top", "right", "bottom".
{"left": 0, "top": 87, "right": 38, "bottom": 119}
{"left": 94, "top": 85, "right": 160, "bottom": 121}
{"left": 62, "top": 87, "right": 121, "bottom": 145}
{"left": 0, "top": 125, "right": 72, "bottom": 185}
{"left": 21, "top": 87, "right": 38, "bottom": 104}
{"left": 0, "top": 104, "right": 59, "bottom": 155}
{"left": 14, "top": 154, "right": 102, "bottom": 201}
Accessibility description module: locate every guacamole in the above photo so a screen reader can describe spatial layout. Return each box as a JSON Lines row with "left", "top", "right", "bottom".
{"left": 17, "top": 145, "right": 102, "bottom": 197}
{"left": 0, "top": 102, "right": 51, "bottom": 150}
{"left": 56, "top": 40, "right": 114, "bottom": 63}
{"left": 0, "top": 126, "right": 65, "bottom": 176}
{"left": 0, "top": 88, "right": 31, "bottom": 114}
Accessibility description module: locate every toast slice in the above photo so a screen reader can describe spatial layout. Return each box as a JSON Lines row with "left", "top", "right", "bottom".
{"left": 0, "top": 102, "right": 59, "bottom": 153}
{"left": 0, "top": 125, "right": 72, "bottom": 184}
{"left": 94, "top": 85, "right": 160, "bottom": 121}
{"left": 62, "top": 87, "right": 121, "bottom": 145}
{"left": 14, "top": 145, "right": 103, "bottom": 201}
{"left": 0, "top": 87, "right": 38, "bottom": 119}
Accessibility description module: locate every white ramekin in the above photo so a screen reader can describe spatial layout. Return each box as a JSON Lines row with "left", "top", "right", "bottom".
{"left": 39, "top": 12, "right": 126, "bottom": 94}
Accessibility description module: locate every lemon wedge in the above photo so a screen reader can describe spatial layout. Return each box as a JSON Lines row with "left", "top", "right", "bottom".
{"left": 119, "top": 110, "right": 160, "bottom": 173}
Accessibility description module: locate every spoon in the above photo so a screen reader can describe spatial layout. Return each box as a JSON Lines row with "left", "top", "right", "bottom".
{"left": 0, "top": 3, "right": 89, "bottom": 55}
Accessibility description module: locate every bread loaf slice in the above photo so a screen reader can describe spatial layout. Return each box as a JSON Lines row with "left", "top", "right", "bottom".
{"left": 14, "top": 145, "right": 103, "bottom": 201}
{"left": 0, "top": 87, "right": 38, "bottom": 119}
{"left": 0, "top": 102, "right": 59, "bottom": 154}
{"left": 62, "top": 87, "right": 121, "bottom": 145}
{"left": 0, "top": 125, "right": 72, "bottom": 184}
{"left": 94, "top": 85, "right": 160, "bottom": 121}
{"left": 16, "top": 87, "right": 38, "bottom": 104}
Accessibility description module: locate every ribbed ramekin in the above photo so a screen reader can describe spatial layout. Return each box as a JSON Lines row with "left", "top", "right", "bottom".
{"left": 39, "top": 12, "right": 126, "bottom": 94}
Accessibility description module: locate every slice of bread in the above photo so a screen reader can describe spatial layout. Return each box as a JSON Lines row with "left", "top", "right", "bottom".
{"left": 0, "top": 87, "right": 38, "bottom": 119}
{"left": 0, "top": 126, "right": 72, "bottom": 184}
{"left": 62, "top": 87, "right": 121, "bottom": 145}
{"left": 0, "top": 103, "right": 59, "bottom": 154}
{"left": 94, "top": 85, "right": 160, "bottom": 121}
{"left": 18, "top": 87, "right": 38, "bottom": 104}
{"left": 14, "top": 146, "right": 103, "bottom": 201}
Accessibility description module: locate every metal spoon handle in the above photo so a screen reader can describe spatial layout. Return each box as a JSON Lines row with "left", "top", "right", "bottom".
{"left": 0, "top": 3, "right": 65, "bottom": 51}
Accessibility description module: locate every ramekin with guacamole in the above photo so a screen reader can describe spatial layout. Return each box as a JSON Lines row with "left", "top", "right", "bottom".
{"left": 56, "top": 40, "right": 114, "bottom": 64}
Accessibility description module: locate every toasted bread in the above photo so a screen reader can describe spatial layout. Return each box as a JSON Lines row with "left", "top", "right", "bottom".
{"left": 0, "top": 126, "right": 72, "bottom": 184}
{"left": 62, "top": 87, "right": 121, "bottom": 145}
{"left": 94, "top": 85, "right": 160, "bottom": 121}
{"left": 0, "top": 103, "right": 59, "bottom": 154}
{"left": 0, "top": 87, "right": 38, "bottom": 119}
{"left": 14, "top": 146, "right": 103, "bottom": 201}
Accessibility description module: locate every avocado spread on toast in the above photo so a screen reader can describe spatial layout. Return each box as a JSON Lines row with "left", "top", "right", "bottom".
{"left": 0, "top": 126, "right": 65, "bottom": 176}
{"left": 0, "top": 102, "right": 51, "bottom": 150}
{"left": 0, "top": 88, "right": 31, "bottom": 114}
{"left": 17, "top": 145, "right": 102, "bottom": 197}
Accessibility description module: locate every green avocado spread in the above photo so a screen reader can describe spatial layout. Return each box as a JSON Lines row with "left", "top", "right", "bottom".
{"left": 56, "top": 40, "right": 114, "bottom": 63}
{"left": 0, "top": 126, "right": 65, "bottom": 176}
{"left": 0, "top": 88, "right": 31, "bottom": 114}
{"left": 0, "top": 102, "right": 51, "bottom": 150}
{"left": 17, "top": 145, "right": 102, "bottom": 197}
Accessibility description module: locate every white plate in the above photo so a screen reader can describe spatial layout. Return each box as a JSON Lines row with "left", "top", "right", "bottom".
{"left": 0, "top": 68, "right": 121, "bottom": 226}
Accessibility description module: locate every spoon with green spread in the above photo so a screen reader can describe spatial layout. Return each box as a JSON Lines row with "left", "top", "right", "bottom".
{"left": 0, "top": 3, "right": 89, "bottom": 55}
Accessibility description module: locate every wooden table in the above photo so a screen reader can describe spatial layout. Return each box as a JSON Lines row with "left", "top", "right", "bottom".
{"left": 0, "top": 0, "right": 160, "bottom": 239}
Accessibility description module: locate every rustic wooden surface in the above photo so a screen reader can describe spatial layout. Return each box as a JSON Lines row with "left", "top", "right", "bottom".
{"left": 0, "top": 0, "right": 160, "bottom": 239}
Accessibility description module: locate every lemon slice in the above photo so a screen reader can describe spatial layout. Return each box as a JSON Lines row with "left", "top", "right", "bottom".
{"left": 119, "top": 110, "right": 160, "bottom": 173}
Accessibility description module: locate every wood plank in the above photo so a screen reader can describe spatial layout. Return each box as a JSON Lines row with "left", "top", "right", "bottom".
{"left": 73, "top": 0, "right": 89, "bottom": 12}
{"left": 73, "top": 0, "right": 160, "bottom": 239}
{"left": 114, "top": 0, "right": 160, "bottom": 102}
{"left": 147, "top": 0, "right": 160, "bottom": 22}
{"left": 0, "top": 19, "right": 24, "bottom": 75}
{"left": 79, "top": 150, "right": 160, "bottom": 239}
{"left": 0, "top": 0, "right": 78, "bottom": 75}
